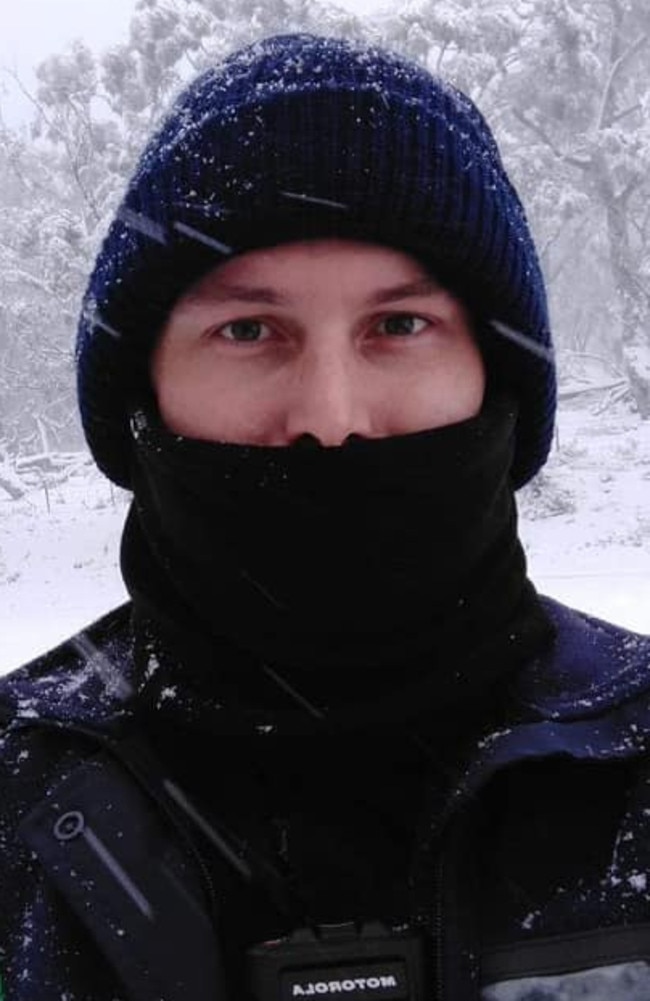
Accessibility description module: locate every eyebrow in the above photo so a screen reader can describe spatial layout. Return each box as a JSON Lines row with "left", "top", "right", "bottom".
{"left": 182, "top": 277, "right": 444, "bottom": 309}
{"left": 367, "top": 278, "right": 444, "bottom": 304}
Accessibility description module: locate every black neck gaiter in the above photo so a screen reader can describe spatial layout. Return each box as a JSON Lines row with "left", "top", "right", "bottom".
{"left": 122, "top": 397, "right": 549, "bottom": 711}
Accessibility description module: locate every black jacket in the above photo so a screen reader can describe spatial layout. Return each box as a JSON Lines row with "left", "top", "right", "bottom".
{"left": 2, "top": 597, "right": 650, "bottom": 1001}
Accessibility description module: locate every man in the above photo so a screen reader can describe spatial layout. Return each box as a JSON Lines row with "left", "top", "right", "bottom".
{"left": 2, "top": 33, "right": 650, "bottom": 1001}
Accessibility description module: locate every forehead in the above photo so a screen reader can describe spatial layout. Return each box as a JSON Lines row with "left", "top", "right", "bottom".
{"left": 178, "top": 237, "right": 440, "bottom": 308}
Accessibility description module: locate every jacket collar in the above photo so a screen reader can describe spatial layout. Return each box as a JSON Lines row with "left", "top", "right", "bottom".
{"left": 3, "top": 597, "right": 650, "bottom": 776}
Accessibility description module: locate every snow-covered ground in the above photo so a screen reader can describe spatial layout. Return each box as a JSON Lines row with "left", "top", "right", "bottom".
{"left": 1, "top": 464, "right": 130, "bottom": 675}
{"left": 1, "top": 397, "right": 649, "bottom": 676}
{"left": 518, "top": 400, "right": 650, "bottom": 633}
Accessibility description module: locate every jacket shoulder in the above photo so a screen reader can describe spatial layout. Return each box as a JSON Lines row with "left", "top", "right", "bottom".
{"left": 515, "top": 595, "right": 650, "bottom": 719}
{"left": 0, "top": 605, "right": 138, "bottom": 915}
{"left": 0, "top": 603, "right": 136, "bottom": 738}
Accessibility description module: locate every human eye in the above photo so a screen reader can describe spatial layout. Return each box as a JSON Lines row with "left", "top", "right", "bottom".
{"left": 215, "top": 318, "right": 271, "bottom": 343}
{"left": 377, "top": 314, "right": 430, "bottom": 338}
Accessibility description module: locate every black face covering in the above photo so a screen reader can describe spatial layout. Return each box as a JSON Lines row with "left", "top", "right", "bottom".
{"left": 122, "top": 395, "right": 549, "bottom": 704}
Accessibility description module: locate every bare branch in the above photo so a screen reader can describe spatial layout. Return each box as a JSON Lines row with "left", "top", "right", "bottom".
{"left": 609, "top": 101, "right": 643, "bottom": 126}
{"left": 512, "top": 108, "right": 591, "bottom": 170}
{"left": 615, "top": 176, "right": 641, "bottom": 206}
{"left": 435, "top": 41, "right": 449, "bottom": 75}
{"left": 6, "top": 69, "right": 101, "bottom": 224}
{"left": 597, "top": 32, "right": 648, "bottom": 131}
{"left": 3, "top": 264, "right": 56, "bottom": 298}
{"left": 559, "top": 348, "right": 627, "bottom": 380}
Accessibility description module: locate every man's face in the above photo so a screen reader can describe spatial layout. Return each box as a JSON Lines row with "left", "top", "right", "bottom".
{"left": 151, "top": 239, "right": 485, "bottom": 445}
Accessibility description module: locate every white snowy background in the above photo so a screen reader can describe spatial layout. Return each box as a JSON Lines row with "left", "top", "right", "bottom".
{"left": 1, "top": 0, "right": 650, "bottom": 675}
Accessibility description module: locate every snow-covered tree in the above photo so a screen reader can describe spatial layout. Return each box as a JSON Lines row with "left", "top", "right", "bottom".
{"left": 0, "top": 132, "right": 84, "bottom": 459}
{"left": 99, "top": 0, "right": 369, "bottom": 154}
{"left": 504, "top": 0, "right": 650, "bottom": 412}
{"left": 383, "top": 0, "right": 650, "bottom": 410}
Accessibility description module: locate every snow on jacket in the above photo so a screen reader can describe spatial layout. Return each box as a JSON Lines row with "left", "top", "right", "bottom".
{"left": 2, "top": 597, "right": 650, "bottom": 1001}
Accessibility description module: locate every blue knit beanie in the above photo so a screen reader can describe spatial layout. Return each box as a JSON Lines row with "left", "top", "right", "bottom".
{"left": 76, "top": 32, "right": 555, "bottom": 489}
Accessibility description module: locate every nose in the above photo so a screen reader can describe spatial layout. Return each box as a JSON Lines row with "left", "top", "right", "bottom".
{"left": 282, "top": 342, "right": 372, "bottom": 446}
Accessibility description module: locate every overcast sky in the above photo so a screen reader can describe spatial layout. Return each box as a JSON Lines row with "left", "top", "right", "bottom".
{"left": 1, "top": 0, "right": 387, "bottom": 126}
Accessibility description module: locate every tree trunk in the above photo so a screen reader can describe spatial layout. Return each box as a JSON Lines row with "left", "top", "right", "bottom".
{"left": 604, "top": 184, "right": 650, "bottom": 417}
{"left": 622, "top": 340, "right": 650, "bottom": 418}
